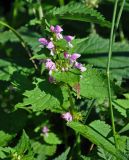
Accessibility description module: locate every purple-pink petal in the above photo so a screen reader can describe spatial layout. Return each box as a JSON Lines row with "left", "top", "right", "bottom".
{"left": 50, "top": 25, "right": 55, "bottom": 32}
{"left": 80, "top": 66, "right": 87, "bottom": 72}
{"left": 45, "top": 59, "right": 56, "bottom": 70}
{"left": 64, "top": 52, "right": 70, "bottom": 59}
{"left": 54, "top": 25, "right": 63, "bottom": 33}
{"left": 61, "top": 112, "right": 73, "bottom": 122}
{"left": 38, "top": 38, "right": 48, "bottom": 45}
{"left": 56, "top": 33, "right": 63, "bottom": 40}
{"left": 48, "top": 76, "right": 55, "bottom": 83}
{"left": 47, "top": 41, "right": 54, "bottom": 49}
{"left": 70, "top": 53, "right": 81, "bottom": 62}
{"left": 64, "top": 35, "right": 74, "bottom": 42}
{"left": 42, "top": 126, "right": 49, "bottom": 134}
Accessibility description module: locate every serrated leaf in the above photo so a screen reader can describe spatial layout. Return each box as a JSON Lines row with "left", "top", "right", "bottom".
{"left": 0, "top": 59, "right": 34, "bottom": 81}
{"left": 44, "top": 132, "right": 62, "bottom": 145}
{"left": 113, "top": 99, "right": 129, "bottom": 118}
{"left": 53, "top": 70, "right": 80, "bottom": 87}
{"left": 0, "top": 131, "right": 13, "bottom": 147}
{"left": 119, "top": 123, "right": 129, "bottom": 134}
{"left": 32, "top": 141, "right": 56, "bottom": 159}
{"left": 80, "top": 67, "right": 110, "bottom": 100}
{"left": 0, "top": 147, "right": 12, "bottom": 159}
{"left": 15, "top": 80, "right": 69, "bottom": 113}
{"left": 47, "top": 3, "right": 111, "bottom": 28}
{"left": 72, "top": 34, "right": 129, "bottom": 80}
{"left": 70, "top": 34, "right": 129, "bottom": 54}
{"left": 89, "top": 120, "right": 111, "bottom": 137}
{"left": 53, "top": 147, "right": 70, "bottom": 160}
{"left": 97, "top": 147, "right": 114, "bottom": 160}
{"left": 67, "top": 121, "right": 127, "bottom": 160}
{"left": 15, "top": 130, "right": 30, "bottom": 155}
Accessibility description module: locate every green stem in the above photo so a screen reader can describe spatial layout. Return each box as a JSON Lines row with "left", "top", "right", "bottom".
{"left": 113, "top": 0, "right": 125, "bottom": 42}
{"left": 68, "top": 88, "right": 74, "bottom": 115}
{"left": 84, "top": 99, "right": 96, "bottom": 124}
{"left": 59, "top": 0, "right": 65, "bottom": 6}
{"left": 37, "top": 0, "right": 44, "bottom": 20}
{"left": 107, "top": 0, "right": 119, "bottom": 148}
{"left": 0, "top": 21, "right": 38, "bottom": 69}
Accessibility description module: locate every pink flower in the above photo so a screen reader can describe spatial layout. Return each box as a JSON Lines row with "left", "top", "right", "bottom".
{"left": 46, "top": 41, "right": 54, "bottom": 49}
{"left": 50, "top": 25, "right": 63, "bottom": 40}
{"left": 70, "top": 53, "right": 81, "bottom": 62}
{"left": 61, "top": 112, "right": 73, "bottom": 122}
{"left": 50, "top": 25, "right": 63, "bottom": 33}
{"left": 48, "top": 76, "right": 55, "bottom": 83}
{"left": 56, "top": 33, "right": 63, "bottom": 40}
{"left": 74, "top": 62, "right": 87, "bottom": 72}
{"left": 42, "top": 126, "right": 49, "bottom": 136}
{"left": 50, "top": 25, "right": 55, "bottom": 32}
{"left": 64, "top": 52, "right": 70, "bottom": 59}
{"left": 38, "top": 38, "right": 48, "bottom": 45}
{"left": 54, "top": 25, "right": 63, "bottom": 33}
{"left": 45, "top": 59, "right": 56, "bottom": 71}
{"left": 64, "top": 35, "right": 74, "bottom": 42}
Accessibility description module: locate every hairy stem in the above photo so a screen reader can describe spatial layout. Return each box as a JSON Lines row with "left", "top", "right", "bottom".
{"left": 84, "top": 99, "right": 96, "bottom": 124}
{"left": 37, "top": 0, "right": 44, "bottom": 20}
{"left": 59, "top": 0, "right": 65, "bottom": 6}
{"left": 113, "top": 0, "right": 125, "bottom": 42}
{"left": 0, "top": 21, "right": 38, "bottom": 69}
{"left": 107, "top": 0, "right": 119, "bottom": 148}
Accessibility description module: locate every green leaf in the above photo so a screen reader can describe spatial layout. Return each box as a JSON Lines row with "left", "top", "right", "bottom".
{"left": 44, "top": 132, "right": 62, "bottom": 145}
{"left": 70, "top": 34, "right": 129, "bottom": 54}
{"left": 32, "top": 141, "right": 56, "bottom": 159}
{"left": 0, "top": 147, "right": 12, "bottom": 159}
{"left": 15, "top": 80, "right": 69, "bottom": 113}
{"left": 47, "top": 3, "right": 111, "bottom": 28}
{"left": 53, "top": 69, "right": 80, "bottom": 87}
{"left": 97, "top": 147, "right": 114, "bottom": 160}
{"left": 89, "top": 120, "right": 111, "bottom": 137}
{"left": 0, "top": 59, "right": 34, "bottom": 81}
{"left": 119, "top": 123, "right": 129, "bottom": 134}
{"left": 15, "top": 130, "right": 30, "bottom": 155}
{"left": 113, "top": 99, "right": 129, "bottom": 118}
{"left": 67, "top": 121, "right": 127, "bottom": 160}
{"left": 80, "top": 67, "right": 112, "bottom": 100}
{"left": 31, "top": 54, "right": 47, "bottom": 60}
{"left": 72, "top": 34, "right": 129, "bottom": 80}
{"left": 14, "top": 130, "right": 35, "bottom": 160}
{"left": 0, "top": 131, "right": 13, "bottom": 147}
{"left": 53, "top": 147, "right": 70, "bottom": 160}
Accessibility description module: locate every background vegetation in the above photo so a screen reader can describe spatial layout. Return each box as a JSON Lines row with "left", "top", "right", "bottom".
{"left": 0, "top": 0, "right": 129, "bottom": 159}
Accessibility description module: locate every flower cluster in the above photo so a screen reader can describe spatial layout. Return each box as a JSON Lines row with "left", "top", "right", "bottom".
{"left": 38, "top": 25, "right": 86, "bottom": 83}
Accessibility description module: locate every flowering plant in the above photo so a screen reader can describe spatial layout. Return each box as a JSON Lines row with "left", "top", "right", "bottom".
{"left": 0, "top": 0, "right": 128, "bottom": 160}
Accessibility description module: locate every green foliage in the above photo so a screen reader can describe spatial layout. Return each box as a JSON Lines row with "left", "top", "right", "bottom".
{"left": 43, "top": 132, "right": 62, "bottom": 145}
{"left": 32, "top": 141, "right": 57, "bottom": 159}
{"left": 15, "top": 80, "right": 69, "bottom": 113}
{"left": 0, "top": 59, "right": 34, "bottom": 81}
{"left": 47, "top": 3, "right": 111, "bottom": 27}
{"left": 0, "top": 0, "right": 129, "bottom": 159}
{"left": 53, "top": 147, "right": 70, "bottom": 160}
{"left": 53, "top": 69, "right": 80, "bottom": 87}
{"left": 89, "top": 120, "right": 111, "bottom": 137}
{"left": 71, "top": 34, "right": 129, "bottom": 54}
{"left": 80, "top": 66, "right": 112, "bottom": 100}
{"left": 67, "top": 121, "right": 127, "bottom": 160}
{"left": 0, "top": 131, "right": 13, "bottom": 147}
{"left": 113, "top": 98, "right": 129, "bottom": 118}
{"left": 71, "top": 34, "right": 129, "bottom": 80}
